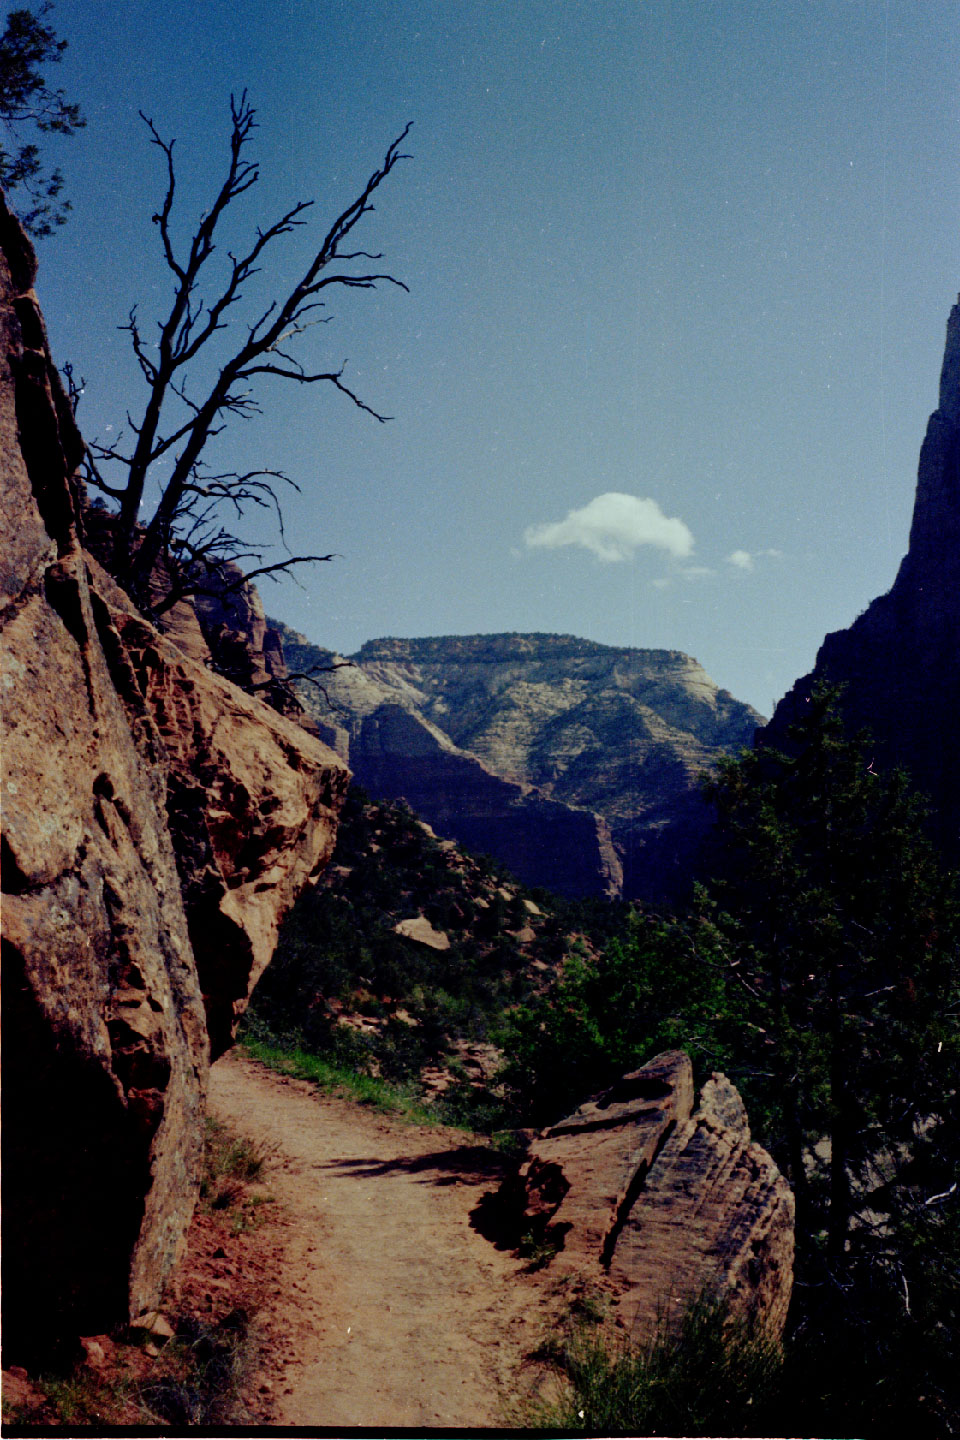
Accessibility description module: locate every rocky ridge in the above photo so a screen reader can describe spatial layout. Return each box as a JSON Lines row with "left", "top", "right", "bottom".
{"left": 764, "top": 295, "right": 960, "bottom": 862}
{"left": 273, "top": 626, "right": 763, "bottom": 900}
{"left": 0, "top": 197, "right": 348, "bottom": 1358}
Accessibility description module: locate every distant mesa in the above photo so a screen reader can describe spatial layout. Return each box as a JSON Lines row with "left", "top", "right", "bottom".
{"left": 271, "top": 626, "right": 764, "bottom": 900}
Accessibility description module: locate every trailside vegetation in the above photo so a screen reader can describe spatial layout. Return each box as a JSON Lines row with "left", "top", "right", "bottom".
{"left": 526, "top": 1295, "right": 784, "bottom": 1436}
{"left": 242, "top": 691, "right": 957, "bottom": 1432}
{"left": 499, "top": 685, "right": 960, "bottom": 1435}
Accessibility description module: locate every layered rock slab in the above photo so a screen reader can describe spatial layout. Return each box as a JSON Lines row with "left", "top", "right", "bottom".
{"left": 518, "top": 1053, "right": 696, "bottom": 1271}
{"left": 510, "top": 1053, "right": 794, "bottom": 1339}
{"left": 0, "top": 197, "right": 348, "bottom": 1357}
{"left": 608, "top": 1073, "right": 795, "bottom": 1338}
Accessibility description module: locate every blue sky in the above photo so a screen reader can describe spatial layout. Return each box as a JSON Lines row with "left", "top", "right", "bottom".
{"left": 21, "top": 0, "right": 960, "bottom": 713}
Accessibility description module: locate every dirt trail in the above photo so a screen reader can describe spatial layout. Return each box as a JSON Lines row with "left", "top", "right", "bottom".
{"left": 209, "top": 1050, "right": 560, "bottom": 1429}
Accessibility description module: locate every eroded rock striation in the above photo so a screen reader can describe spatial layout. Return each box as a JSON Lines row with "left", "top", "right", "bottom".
{"left": 764, "top": 296, "right": 960, "bottom": 863}
{"left": 0, "top": 197, "right": 348, "bottom": 1358}
{"left": 509, "top": 1052, "right": 794, "bottom": 1339}
{"left": 272, "top": 626, "right": 762, "bottom": 899}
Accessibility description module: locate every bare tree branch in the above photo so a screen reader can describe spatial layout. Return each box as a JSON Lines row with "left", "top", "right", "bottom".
{"left": 88, "top": 96, "right": 410, "bottom": 618}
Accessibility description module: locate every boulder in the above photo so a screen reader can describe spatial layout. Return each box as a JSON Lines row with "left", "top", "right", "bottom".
{"left": 0, "top": 195, "right": 348, "bottom": 1359}
{"left": 394, "top": 915, "right": 452, "bottom": 950}
{"left": 608, "top": 1071, "right": 795, "bottom": 1339}
{"left": 517, "top": 1053, "right": 695, "bottom": 1270}
{"left": 509, "top": 1052, "right": 794, "bottom": 1339}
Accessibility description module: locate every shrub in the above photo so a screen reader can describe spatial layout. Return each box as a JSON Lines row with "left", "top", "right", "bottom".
{"left": 530, "top": 1296, "right": 782, "bottom": 1435}
{"left": 199, "top": 1117, "right": 274, "bottom": 1211}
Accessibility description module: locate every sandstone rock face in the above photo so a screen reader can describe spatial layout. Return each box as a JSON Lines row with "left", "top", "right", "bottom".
{"left": 81, "top": 504, "right": 309, "bottom": 727}
{"left": 94, "top": 565, "right": 349, "bottom": 1059}
{"left": 510, "top": 1053, "right": 794, "bottom": 1339}
{"left": 765, "top": 296, "right": 960, "bottom": 864}
{"left": 189, "top": 560, "right": 311, "bottom": 727}
{"left": 0, "top": 198, "right": 348, "bottom": 1358}
{"left": 273, "top": 626, "right": 762, "bottom": 900}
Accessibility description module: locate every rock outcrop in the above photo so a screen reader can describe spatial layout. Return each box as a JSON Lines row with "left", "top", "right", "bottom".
{"left": 0, "top": 197, "right": 348, "bottom": 1358}
{"left": 764, "top": 296, "right": 960, "bottom": 864}
{"left": 81, "top": 502, "right": 308, "bottom": 728}
{"left": 509, "top": 1052, "right": 794, "bottom": 1339}
{"left": 272, "top": 627, "right": 762, "bottom": 900}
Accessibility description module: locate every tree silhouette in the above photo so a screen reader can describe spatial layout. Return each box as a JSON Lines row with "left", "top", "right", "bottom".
{"left": 0, "top": 3, "right": 84, "bottom": 236}
{"left": 81, "top": 94, "right": 411, "bottom": 617}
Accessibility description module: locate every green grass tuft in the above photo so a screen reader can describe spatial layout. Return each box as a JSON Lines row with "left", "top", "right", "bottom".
{"left": 199, "top": 1116, "right": 276, "bottom": 1211}
{"left": 528, "top": 1294, "right": 782, "bottom": 1435}
{"left": 239, "top": 1035, "right": 440, "bottom": 1126}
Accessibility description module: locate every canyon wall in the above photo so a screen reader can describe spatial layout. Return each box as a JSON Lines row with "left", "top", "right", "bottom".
{"left": 274, "top": 626, "right": 762, "bottom": 900}
{"left": 0, "top": 197, "right": 349, "bottom": 1359}
{"left": 764, "top": 296, "right": 960, "bottom": 863}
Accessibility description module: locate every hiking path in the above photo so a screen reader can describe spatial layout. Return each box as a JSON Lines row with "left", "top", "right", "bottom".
{"left": 209, "top": 1050, "right": 564, "bottom": 1429}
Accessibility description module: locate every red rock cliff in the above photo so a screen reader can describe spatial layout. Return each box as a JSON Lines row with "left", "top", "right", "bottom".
{"left": 0, "top": 196, "right": 349, "bottom": 1360}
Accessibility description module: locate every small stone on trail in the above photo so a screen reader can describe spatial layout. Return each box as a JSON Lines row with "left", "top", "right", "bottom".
{"left": 78, "top": 1337, "right": 107, "bottom": 1368}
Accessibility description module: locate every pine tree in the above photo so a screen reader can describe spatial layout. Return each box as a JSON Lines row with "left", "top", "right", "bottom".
{"left": 702, "top": 684, "right": 959, "bottom": 1430}
{"left": 0, "top": 4, "right": 84, "bottom": 236}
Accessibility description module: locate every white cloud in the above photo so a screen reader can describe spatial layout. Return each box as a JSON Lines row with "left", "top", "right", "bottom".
{"left": 524, "top": 492, "right": 694, "bottom": 563}
{"left": 726, "top": 547, "right": 783, "bottom": 571}
{"left": 727, "top": 549, "right": 754, "bottom": 571}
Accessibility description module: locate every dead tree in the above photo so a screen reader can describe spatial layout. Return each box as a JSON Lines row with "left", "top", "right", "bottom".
{"left": 83, "top": 93, "right": 410, "bottom": 615}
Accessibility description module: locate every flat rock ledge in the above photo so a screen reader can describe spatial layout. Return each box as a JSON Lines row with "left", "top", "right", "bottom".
{"left": 508, "top": 1051, "right": 795, "bottom": 1340}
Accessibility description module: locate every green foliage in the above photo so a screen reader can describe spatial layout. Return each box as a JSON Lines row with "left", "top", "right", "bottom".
{"left": 715, "top": 689, "right": 960, "bottom": 1433}
{"left": 499, "top": 912, "right": 736, "bottom": 1125}
{"left": 239, "top": 1028, "right": 439, "bottom": 1125}
{"left": 502, "top": 685, "right": 959, "bottom": 1431}
{"left": 700, "top": 687, "right": 960, "bottom": 1289}
{"left": 248, "top": 785, "right": 568, "bottom": 1110}
{"left": 517, "top": 1226, "right": 565, "bottom": 1272}
{"left": 529, "top": 1297, "right": 782, "bottom": 1435}
{"left": 0, "top": 3, "right": 84, "bottom": 235}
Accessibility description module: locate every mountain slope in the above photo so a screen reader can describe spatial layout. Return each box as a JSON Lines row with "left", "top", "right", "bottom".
{"left": 273, "top": 629, "right": 763, "bottom": 899}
